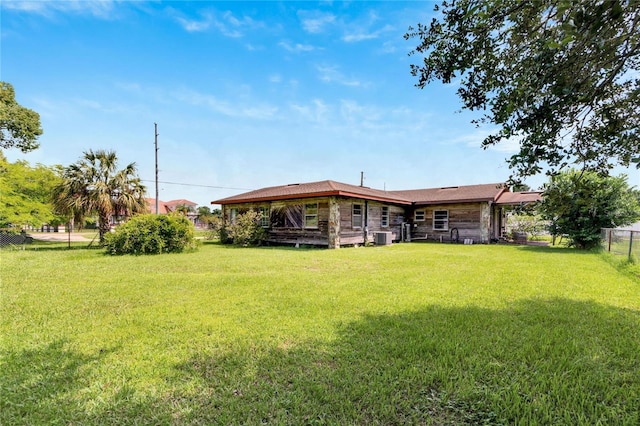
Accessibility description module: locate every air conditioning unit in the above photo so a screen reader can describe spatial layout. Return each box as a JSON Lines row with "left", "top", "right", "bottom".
{"left": 374, "top": 231, "right": 392, "bottom": 245}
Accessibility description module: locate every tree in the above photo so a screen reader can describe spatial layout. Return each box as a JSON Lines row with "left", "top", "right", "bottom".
{"left": 174, "top": 204, "right": 194, "bottom": 215}
{"left": 0, "top": 152, "right": 63, "bottom": 228}
{"left": 405, "top": 0, "right": 640, "bottom": 181}
{"left": 53, "top": 150, "right": 148, "bottom": 243}
{"left": 538, "top": 170, "right": 640, "bottom": 249}
{"left": 0, "top": 82, "right": 43, "bottom": 152}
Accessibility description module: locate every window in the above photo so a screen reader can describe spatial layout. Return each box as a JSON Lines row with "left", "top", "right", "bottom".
{"left": 304, "top": 203, "right": 318, "bottom": 228}
{"left": 415, "top": 210, "right": 425, "bottom": 221}
{"left": 381, "top": 206, "right": 389, "bottom": 227}
{"left": 352, "top": 204, "right": 363, "bottom": 228}
{"left": 230, "top": 208, "right": 238, "bottom": 224}
{"left": 259, "top": 207, "right": 269, "bottom": 227}
{"left": 433, "top": 210, "right": 449, "bottom": 230}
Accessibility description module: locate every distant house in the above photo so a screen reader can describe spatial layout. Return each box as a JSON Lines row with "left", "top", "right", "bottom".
{"left": 146, "top": 198, "right": 197, "bottom": 215}
{"left": 212, "top": 180, "right": 541, "bottom": 248}
{"left": 144, "top": 198, "right": 200, "bottom": 226}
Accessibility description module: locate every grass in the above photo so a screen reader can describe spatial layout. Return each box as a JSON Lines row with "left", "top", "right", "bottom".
{"left": 1, "top": 242, "right": 639, "bottom": 425}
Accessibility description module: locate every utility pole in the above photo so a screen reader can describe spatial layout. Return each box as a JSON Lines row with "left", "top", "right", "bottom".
{"left": 154, "top": 123, "right": 159, "bottom": 215}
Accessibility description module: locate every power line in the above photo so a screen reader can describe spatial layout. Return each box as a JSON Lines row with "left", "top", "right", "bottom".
{"left": 141, "top": 179, "right": 253, "bottom": 191}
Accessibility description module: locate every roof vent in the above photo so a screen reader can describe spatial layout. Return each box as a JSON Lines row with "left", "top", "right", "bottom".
{"left": 439, "top": 186, "right": 459, "bottom": 190}
{"left": 287, "top": 183, "right": 300, "bottom": 187}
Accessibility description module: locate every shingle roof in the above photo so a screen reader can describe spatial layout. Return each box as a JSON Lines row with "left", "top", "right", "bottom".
{"left": 212, "top": 180, "right": 521, "bottom": 206}
{"left": 146, "top": 198, "right": 169, "bottom": 214}
{"left": 495, "top": 191, "right": 542, "bottom": 205}
{"left": 213, "top": 180, "right": 412, "bottom": 205}
{"left": 165, "top": 199, "right": 197, "bottom": 208}
{"left": 388, "top": 183, "right": 507, "bottom": 205}
{"left": 146, "top": 198, "right": 198, "bottom": 214}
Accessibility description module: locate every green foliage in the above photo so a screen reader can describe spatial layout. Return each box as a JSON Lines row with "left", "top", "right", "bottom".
{"left": 406, "top": 0, "right": 640, "bottom": 180}
{"left": 539, "top": 170, "right": 640, "bottom": 249}
{"left": 0, "top": 152, "right": 63, "bottom": 228}
{"left": 225, "top": 210, "right": 267, "bottom": 246}
{"left": 53, "top": 150, "right": 147, "bottom": 243}
{"left": 203, "top": 215, "right": 224, "bottom": 240}
{"left": 0, "top": 82, "right": 43, "bottom": 152}
{"left": 104, "top": 213, "right": 196, "bottom": 255}
{"left": 197, "top": 206, "right": 222, "bottom": 237}
{"left": 507, "top": 212, "right": 548, "bottom": 241}
{"left": 2, "top": 244, "right": 639, "bottom": 424}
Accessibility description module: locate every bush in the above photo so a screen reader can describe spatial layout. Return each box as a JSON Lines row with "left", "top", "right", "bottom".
{"left": 203, "top": 216, "right": 224, "bottom": 240}
{"left": 506, "top": 213, "right": 548, "bottom": 241}
{"left": 104, "top": 213, "right": 197, "bottom": 255}
{"left": 225, "top": 210, "right": 267, "bottom": 246}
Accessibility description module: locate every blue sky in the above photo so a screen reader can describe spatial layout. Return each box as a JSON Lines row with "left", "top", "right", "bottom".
{"left": 3, "top": 1, "right": 638, "bottom": 208}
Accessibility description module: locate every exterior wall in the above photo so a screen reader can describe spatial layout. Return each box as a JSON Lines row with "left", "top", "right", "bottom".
{"left": 408, "top": 202, "right": 491, "bottom": 243}
{"left": 269, "top": 198, "right": 330, "bottom": 246}
{"left": 364, "top": 201, "right": 404, "bottom": 242}
{"left": 222, "top": 197, "right": 406, "bottom": 247}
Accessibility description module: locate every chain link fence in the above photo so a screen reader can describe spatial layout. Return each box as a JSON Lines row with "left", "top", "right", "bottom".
{"left": 601, "top": 228, "right": 639, "bottom": 261}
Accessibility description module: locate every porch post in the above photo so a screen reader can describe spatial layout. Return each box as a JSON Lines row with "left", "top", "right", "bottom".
{"left": 480, "top": 202, "right": 491, "bottom": 243}
{"left": 328, "top": 196, "right": 341, "bottom": 249}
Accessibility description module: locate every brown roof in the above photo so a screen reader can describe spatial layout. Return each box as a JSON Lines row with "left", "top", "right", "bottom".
{"left": 146, "top": 198, "right": 198, "bottom": 214}
{"left": 165, "top": 199, "right": 197, "bottom": 208}
{"left": 146, "top": 198, "right": 169, "bottom": 214}
{"left": 213, "top": 180, "right": 412, "bottom": 205}
{"left": 495, "top": 191, "right": 542, "bottom": 205}
{"left": 388, "top": 183, "right": 507, "bottom": 205}
{"left": 212, "top": 180, "right": 521, "bottom": 206}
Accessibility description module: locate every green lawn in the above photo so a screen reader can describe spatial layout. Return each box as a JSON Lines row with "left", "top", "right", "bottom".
{"left": 1, "top": 242, "right": 639, "bottom": 425}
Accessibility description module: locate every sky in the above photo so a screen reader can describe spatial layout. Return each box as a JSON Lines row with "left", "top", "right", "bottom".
{"left": 2, "top": 0, "right": 638, "bottom": 209}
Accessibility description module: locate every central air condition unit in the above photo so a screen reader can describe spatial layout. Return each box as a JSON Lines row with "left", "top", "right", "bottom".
{"left": 374, "top": 231, "right": 392, "bottom": 245}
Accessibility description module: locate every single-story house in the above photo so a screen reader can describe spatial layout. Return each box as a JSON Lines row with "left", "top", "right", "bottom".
{"left": 212, "top": 180, "right": 542, "bottom": 248}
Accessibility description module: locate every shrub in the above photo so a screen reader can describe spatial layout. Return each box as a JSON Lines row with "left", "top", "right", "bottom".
{"left": 225, "top": 210, "right": 267, "bottom": 246}
{"left": 204, "top": 216, "right": 224, "bottom": 240}
{"left": 104, "top": 213, "right": 197, "bottom": 255}
{"left": 507, "top": 213, "right": 548, "bottom": 241}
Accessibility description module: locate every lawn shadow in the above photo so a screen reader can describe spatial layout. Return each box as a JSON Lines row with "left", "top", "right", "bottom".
{"left": 172, "top": 298, "right": 640, "bottom": 424}
{"left": 0, "top": 340, "right": 114, "bottom": 424}
{"left": 514, "top": 244, "right": 594, "bottom": 256}
{"left": 4, "top": 300, "right": 638, "bottom": 424}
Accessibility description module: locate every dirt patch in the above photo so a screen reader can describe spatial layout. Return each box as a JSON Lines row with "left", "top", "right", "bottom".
{"left": 28, "top": 232, "right": 94, "bottom": 242}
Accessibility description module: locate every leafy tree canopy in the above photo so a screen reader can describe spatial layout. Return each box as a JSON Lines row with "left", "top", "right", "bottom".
{"left": 0, "top": 152, "right": 62, "bottom": 228}
{"left": 406, "top": 0, "right": 640, "bottom": 181}
{"left": 538, "top": 170, "right": 640, "bottom": 249}
{"left": 53, "top": 150, "right": 148, "bottom": 243}
{"left": 0, "top": 82, "right": 43, "bottom": 152}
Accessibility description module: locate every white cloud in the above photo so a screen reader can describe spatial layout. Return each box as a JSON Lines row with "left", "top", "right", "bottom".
{"left": 171, "top": 8, "right": 263, "bottom": 37}
{"left": 176, "top": 13, "right": 213, "bottom": 32}
{"left": 278, "top": 41, "right": 315, "bottom": 53}
{"left": 316, "top": 64, "right": 365, "bottom": 87}
{"left": 3, "top": 0, "right": 120, "bottom": 18}
{"left": 175, "top": 88, "right": 278, "bottom": 120}
{"left": 290, "top": 99, "right": 329, "bottom": 124}
{"left": 451, "top": 128, "right": 521, "bottom": 153}
{"left": 378, "top": 41, "right": 397, "bottom": 54}
{"left": 298, "top": 11, "right": 336, "bottom": 33}
{"left": 342, "top": 24, "right": 394, "bottom": 43}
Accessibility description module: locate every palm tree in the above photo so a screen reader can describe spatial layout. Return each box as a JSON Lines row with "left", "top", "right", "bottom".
{"left": 53, "top": 150, "right": 148, "bottom": 243}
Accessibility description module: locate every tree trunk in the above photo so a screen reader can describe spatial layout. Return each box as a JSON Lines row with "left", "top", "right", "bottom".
{"left": 98, "top": 210, "right": 111, "bottom": 244}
